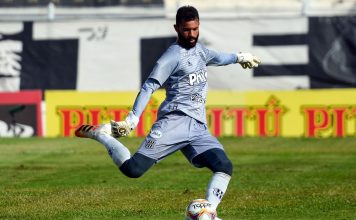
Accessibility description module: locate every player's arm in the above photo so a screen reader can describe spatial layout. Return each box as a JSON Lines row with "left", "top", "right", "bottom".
{"left": 111, "top": 78, "right": 160, "bottom": 138}
{"left": 205, "top": 49, "right": 238, "bottom": 66}
{"left": 111, "top": 50, "right": 178, "bottom": 138}
{"left": 205, "top": 47, "right": 261, "bottom": 69}
{"left": 131, "top": 79, "right": 161, "bottom": 118}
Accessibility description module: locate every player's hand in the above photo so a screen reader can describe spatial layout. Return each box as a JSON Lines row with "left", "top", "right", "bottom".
{"left": 111, "top": 111, "right": 139, "bottom": 138}
{"left": 111, "top": 120, "right": 131, "bottom": 138}
{"left": 237, "top": 52, "right": 261, "bottom": 69}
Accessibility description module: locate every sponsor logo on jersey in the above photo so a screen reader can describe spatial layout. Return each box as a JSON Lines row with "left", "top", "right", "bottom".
{"left": 189, "top": 69, "right": 207, "bottom": 86}
{"left": 191, "top": 93, "right": 206, "bottom": 104}
{"left": 150, "top": 129, "right": 162, "bottom": 139}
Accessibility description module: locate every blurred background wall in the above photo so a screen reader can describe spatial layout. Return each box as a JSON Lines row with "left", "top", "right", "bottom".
{"left": 1, "top": 0, "right": 355, "bottom": 92}
{"left": 0, "top": 0, "right": 355, "bottom": 137}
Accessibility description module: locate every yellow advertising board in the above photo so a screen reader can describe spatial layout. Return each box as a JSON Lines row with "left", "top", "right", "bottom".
{"left": 46, "top": 89, "right": 356, "bottom": 138}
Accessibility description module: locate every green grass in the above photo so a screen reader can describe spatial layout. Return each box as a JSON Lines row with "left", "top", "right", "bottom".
{"left": 0, "top": 137, "right": 355, "bottom": 220}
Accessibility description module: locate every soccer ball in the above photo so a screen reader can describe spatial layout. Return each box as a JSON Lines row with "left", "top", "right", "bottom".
{"left": 185, "top": 199, "right": 217, "bottom": 220}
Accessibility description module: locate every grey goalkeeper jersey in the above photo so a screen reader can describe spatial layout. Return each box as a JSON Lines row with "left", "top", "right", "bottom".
{"left": 134, "top": 42, "right": 237, "bottom": 124}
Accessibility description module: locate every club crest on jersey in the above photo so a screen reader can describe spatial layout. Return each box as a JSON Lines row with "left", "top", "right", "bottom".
{"left": 191, "top": 93, "right": 206, "bottom": 104}
{"left": 144, "top": 139, "right": 156, "bottom": 149}
{"left": 189, "top": 69, "right": 207, "bottom": 86}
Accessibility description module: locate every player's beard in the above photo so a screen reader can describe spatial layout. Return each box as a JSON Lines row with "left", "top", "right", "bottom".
{"left": 177, "top": 32, "right": 199, "bottom": 49}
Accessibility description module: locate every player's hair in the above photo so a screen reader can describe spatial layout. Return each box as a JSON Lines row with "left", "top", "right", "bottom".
{"left": 176, "top": 5, "right": 199, "bottom": 26}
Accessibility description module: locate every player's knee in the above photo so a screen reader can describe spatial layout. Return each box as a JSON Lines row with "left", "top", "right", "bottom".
{"left": 119, "top": 161, "right": 145, "bottom": 178}
{"left": 121, "top": 167, "right": 145, "bottom": 178}
{"left": 213, "top": 158, "right": 233, "bottom": 176}
{"left": 119, "top": 153, "right": 155, "bottom": 178}
{"left": 193, "top": 149, "right": 233, "bottom": 176}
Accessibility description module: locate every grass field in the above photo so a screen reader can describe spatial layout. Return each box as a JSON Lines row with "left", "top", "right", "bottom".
{"left": 0, "top": 137, "right": 355, "bottom": 220}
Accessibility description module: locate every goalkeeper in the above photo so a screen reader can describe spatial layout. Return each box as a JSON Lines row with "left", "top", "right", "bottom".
{"left": 75, "top": 5, "right": 260, "bottom": 216}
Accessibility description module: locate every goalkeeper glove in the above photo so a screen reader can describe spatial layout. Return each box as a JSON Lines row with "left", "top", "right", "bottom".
{"left": 111, "top": 111, "right": 139, "bottom": 138}
{"left": 237, "top": 52, "right": 261, "bottom": 69}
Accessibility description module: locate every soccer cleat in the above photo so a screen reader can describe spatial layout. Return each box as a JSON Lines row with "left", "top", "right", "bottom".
{"left": 215, "top": 217, "right": 222, "bottom": 220}
{"left": 75, "top": 123, "right": 111, "bottom": 139}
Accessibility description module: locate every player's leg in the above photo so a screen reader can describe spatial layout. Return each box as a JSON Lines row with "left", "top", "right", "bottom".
{"left": 192, "top": 148, "right": 233, "bottom": 175}
{"left": 75, "top": 123, "right": 155, "bottom": 178}
{"left": 181, "top": 119, "right": 233, "bottom": 211}
{"left": 75, "top": 124, "right": 131, "bottom": 165}
{"left": 192, "top": 148, "right": 233, "bottom": 211}
{"left": 75, "top": 112, "right": 189, "bottom": 178}
{"left": 182, "top": 146, "right": 232, "bottom": 211}
{"left": 119, "top": 152, "right": 155, "bottom": 178}
{"left": 98, "top": 134, "right": 156, "bottom": 178}
{"left": 121, "top": 112, "right": 192, "bottom": 178}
